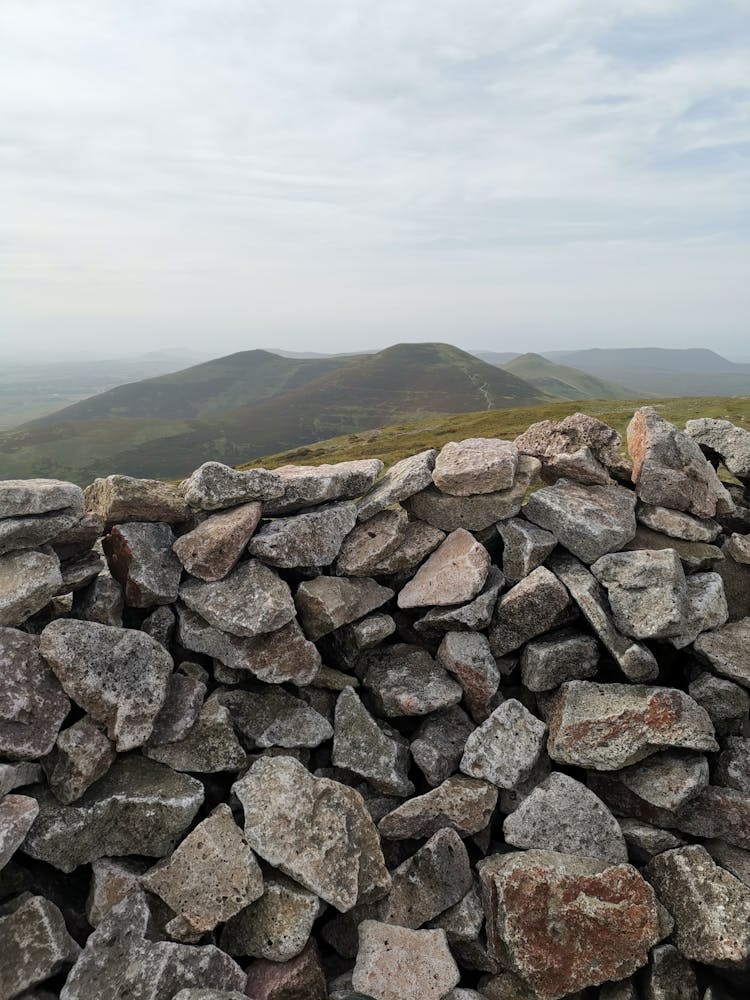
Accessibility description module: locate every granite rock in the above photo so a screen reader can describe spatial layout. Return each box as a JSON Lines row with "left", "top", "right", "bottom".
{"left": 489, "top": 566, "right": 573, "bottom": 657}
{"left": 352, "top": 921, "right": 460, "bottom": 1000}
{"left": 357, "top": 450, "right": 436, "bottom": 520}
{"left": 432, "top": 438, "right": 519, "bottom": 496}
{"left": 398, "top": 528, "right": 490, "bottom": 609}
{"left": 591, "top": 548, "right": 689, "bottom": 640}
{"left": 84, "top": 474, "right": 190, "bottom": 524}
{"left": 172, "top": 501, "right": 262, "bottom": 581}
{"left": 266, "top": 459, "right": 383, "bottom": 515}
{"left": 103, "top": 521, "right": 182, "bottom": 607}
{"left": 0, "top": 549, "right": 62, "bottom": 627}
{"left": 181, "top": 462, "right": 283, "bottom": 510}
{"left": 220, "top": 873, "right": 321, "bottom": 962}
{"left": 460, "top": 699, "right": 547, "bottom": 790}
{"left": 333, "top": 687, "right": 414, "bottom": 796}
{"left": 248, "top": 502, "right": 358, "bottom": 567}
{"left": 180, "top": 559, "right": 295, "bottom": 638}
{"left": 335, "top": 506, "right": 409, "bottom": 575}
{"left": 295, "top": 576, "right": 394, "bottom": 640}
{"left": 520, "top": 630, "right": 599, "bottom": 692}
{"left": 378, "top": 775, "right": 498, "bottom": 840}
{"left": 0, "top": 894, "right": 79, "bottom": 999}
{"left": 497, "top": 518, "right": 557, "bottom": 584}
{"left": 436, "top": 631, "right": 500, "bottom": 721}
{"left": 362, "top": 643, "right": 463, "bottom": 717}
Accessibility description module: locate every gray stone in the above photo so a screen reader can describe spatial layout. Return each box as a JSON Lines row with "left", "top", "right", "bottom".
{"left": 335, "top": 506, "right": 409, "bottom": 575}
{"left": 672, "top": 784, "right": 750, "bottom": 849}
{"left": 694, "top": 617, "right": 750, "bottom": 688}
{"left": 0, "top": 895, "right": 79, "bottom": 999}
{"left": 523, "top": 479, "right": 637, "bottom": 564}
{"left": 669, "top": 571, "right": 728, "bottom": 648}
{"left": 686, "top": 416, "right": 750, "bottom": 483}
{"left": 398, "top": 528, "right": 490, "bottom": 609}
{"left": 23, "top": 756, "right": 204, "bottom": 872}
{"left": 436, "top": 631, "right": 500, "bottom": 721}
{"left": 362, "top": 643, "right": 463, "bottom": 717}
{"left": 51, "top": 509, "right": 105, "bottom": 556}
{"left": 378, "top": 775, "right": 498, "bottom": 839}
{"left": 432, "top": 438, "right": 518, "bottom": 495}
{"left": 103, "top": 521, "right": 182, "bottom": 607}
{"left": 497, "top": 517, "right": 557, "bottom": 584}
{"left": 460, "top": 699, "right": 547, "bottom": 789}
{"left": 144, "top": 696, "right": 247, "bottom": 772}
{"left": 0, "top": 794, "right": 39, "bottom": 871}
{"left": 266, "top": 459, "right": 383, "bottom": 515}
{"left": 636, "top": 502, "right": 721, "bottom": 541}
{"left": 714, "top": 736, "right": 750, "bottom": 792}
{"left": 619, "top": 819, "right": 686, "bottom": 864}
{"left": 43, "top": 715, "right": 116, "bottom": 804}
{"left": 86, "top": 857, "right": 148, "bottom": 927}
{"left": 180, "top": 558, "right": 295, "bottom": 638}
{"left": 248, "top": 502, "right": 357, "bottom": 567}
{"left": 0, "top": 761, "right": 42, "bottom": 797}
{"left": 176, "top": 605, "right": 320, "bottom": 685}
{"left": 181, "top": 461, "right": 283, "bottom": 510}
{"left": 591, "top": 548, "right": 689, "bottom": 639}
{"left": 645, "top": 845, "right": 750, "bottom": 973}
{"left": 0, "top": 628, "right": 70, "bottom": 760}
{"left": 520, "top": 630, "right": 599, "bottom": 692}
{"left": 0, "top": 478, "right": 84, "bottom": 519}
{"left": 295, "top": 576, "right": 394, "bottom": 640}
{"left": 172, "top": 501, "right": 262, "bottom": 581}
{"left": 624, "top": 523, "right": 725, "bottom": 571}
{"left": 689, "top": 672, "right": 749, "bottom": 735}
{"left": 414, "top": 566, "right": 504, "bottom": 638}
{"left": 72, "top": 569, "right": 123, "bottom": 626}
{"left": 221, "top": 872, "right": 321, "bottom": 962}
{"left": 547, "top": 551, "right": 659, "bottom": 682}
{"left": 547, "top": 681, "right": 718, "bottom": 770}
{"left": 726, "top": 531, "right": 750, "bottom": 563}
{"left": 141, "top": 804, "right": 264, "bottom": 941}
{"left": 173, "top": 992, "right": 246, "bottom": 1000}
{"left": 357, "top": 450, "right": 436, "bottom": 520}
{"left": 405, "top": 455, "right": 541, "bottom": 531}
{"left": 57, "top": 548, "right": 104, "bottom": 594}
{"left": 0, "top": 549, "right": 62, "bottom": 626}
{"left": 628, "top": 408, "right": 734, "bottom": 518}
{"left": 333, "top": 687, "right": 414, "bottom": 795}
{"left": 147, "top": 673, "right": 206, "bottom": 747}
{"left": 0, "top": 502, "right": 85, "bottom": 556}
{"left": 410, "top": 706, "right": 475, "bottom": 787}
{"left": 617, "top": 751, "right": 710, "bottom": 812}
{"left": 233, "top": 755, "right": 390, "bottom": 912}
{"left": 218, "top": 686, "right": 333, "bottom": 749}
{"left": 489, "top": 565, "right": 573, "bottom": 657}
{"left": 40, "top": 619, "right": 172, "bottom": 751}
{"left": 84, "top": 474, "right": 190, "bottom": 524}
{"left": 60, "top": 892, "right": 245, "bottom": 1000}
{"left": 643, "top": 943, "right": 699, "bottom": 1000}
{"left": 352, "top": 921, "right": 460, "bottom": 1000}
{"left": 502, "top": 772, "right": 627, "bottom": 863}
{"left": 716, "top": 542, "right": 750, "bottom": 620}
{"left": 705, "top": 839, "right": 750, "bottom": 889}
{"left": 327, "top": 613, "right": 396, "bottom": 669}
{"left": 370, "top": 519, "right": 445, "bottom": 575}
{"left": 515, "top": 413, "right": 623, "bottom": 485}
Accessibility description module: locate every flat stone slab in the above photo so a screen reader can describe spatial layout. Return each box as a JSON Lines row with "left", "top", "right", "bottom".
{"left": 398, "top": 528, "right": 490, "bottom": 608}
{"left": 370, "top": 519, "right": 445, "bottom": 575}
{"left": 432, "top": 438, "right": 518, "bottom": 496}
{"left": 295, "top": 576, "right": 394, "bottom": 640}
{"left": 248, "top": 502, "right": 358, "bottom": 567}
{"left": 180, "top": 559, "right": 296, "bottom": 638}
{"left": 265, "top": 459, "right": 383, "bottom": 515}
{"left": 352, "top": 921, "right": 460, "bottom": 1000}
{"left": 497, "top": 517, "right": 557, "bottom": 584}
{"left": 636, "top": 502, "right": 721, "bottom": 542}
{"left": 414, "top": 566, "right": 504, "bottom": 638}
{"left": 591, "top": 548, "right": 689, "bottom": 640}
{"left": 181, "top": 462, "right": 283, "bottom": 510}
{"left": 0, "top": 549, "right": 62, "bottom": 627}
{"left": 357, "top": 450, "right": 436, "bottom": 520}
{"left": 84, "top": 474, "right": 190, "bottom": 523}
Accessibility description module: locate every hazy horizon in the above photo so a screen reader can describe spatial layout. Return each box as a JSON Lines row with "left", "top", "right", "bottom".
{"left": 1, "top": 1, "right": 748, "bottom": 358}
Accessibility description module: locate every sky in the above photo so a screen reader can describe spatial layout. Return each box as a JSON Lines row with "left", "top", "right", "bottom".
{"left": 1, "top": 0, "right": 749, "bottom": 359}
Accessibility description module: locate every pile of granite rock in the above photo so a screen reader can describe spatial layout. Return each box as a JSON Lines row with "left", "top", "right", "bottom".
{"left": 1, "top": 407, "right": 749, "bottom": 1000}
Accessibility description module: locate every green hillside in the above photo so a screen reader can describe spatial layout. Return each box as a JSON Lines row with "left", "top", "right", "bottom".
{"left": 502, "top": 353, "right": 637, "bottom": 401}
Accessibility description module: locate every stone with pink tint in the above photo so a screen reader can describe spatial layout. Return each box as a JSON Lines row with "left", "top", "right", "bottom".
{"left": 244, "top": 940, "right": 327, "bottom": 1000}
{"left": 398, "top": 528, "right": 490, "bottom": 608}
{"left": 172, "top": 501, "right": 262, "bottom": 581}
{"left": 352, "top": 921, "right": 460, "bottom": 1000}
{"left": 432, "top": 438, "right": 519, "bottom": 496}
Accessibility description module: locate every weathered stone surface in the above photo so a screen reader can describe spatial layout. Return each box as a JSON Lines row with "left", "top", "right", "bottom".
{"left": 0, "top": 761, "right": 42, "bottom": 797}
{"left": 103, "top": 521, "right": 182, "bottom": 607}
{"left": 378, "top": 775, "right": 498, "bottom": 839}
{"left": 60, "top": 893, "right": 245, "bottom": 1000}
{"left": 636, "top": 502, "right": 721, "bottom": 542}
{"left": 669, "top": 784, "right": 750, "bottom": 850}
{"left": 40, "top": 619, "right": 172, "bottom": 751}
{"left": 221, "top": 873, "right": 321, "bottom": 962}
{"left": 334, "top": 506, "right": 409, "bottom": 575}
{"left": 43, "top": 715, "right": 116, "bottom": 803}
{"left": 398, "top": 528, "right": 490, "bottom": 609}
{"left": 520, "top": 630, "right": 598, "bottom": 692}
{"left": 0, "top": 894, "right": 79, "bottom": 999}
{"left": 244, "top": 939, "right": 327, "bottom": 1000}
{"left": 591, "top": 548, "right": 689, "bottom": 639}
{"left": 478, "top": 850, "right": 661, "bottom": 1000}
{"left": 369, "top": 518, "right": 445, "bottom": 575}
{"left": 414, "top": 566, "right": 504, "bottom": 637}
{"left": 357, "top": 450, "right": 436, "bottom": 520}
{"left": 433, "top": 438, "right": 519, "bottom": 496}
{"left": 497, "top": 517, "right": 557, "bottom": 584}
{"left": 523, "top": 479, "right": 637, "bottom": 564}
{"left": 85, "top": 474, "right": 190, "bottom": 523}
{"left": 352, "top": 921, "right": 460, "bottom": 1000}
{"left": 86, "top": 857, "right": 148, "bottom": 927}
{"left": 181, "top": 559, "right": 295, "bottom": 638}
{"left": 727, "top": 531, "right": 750, "bottom": 563}
{"left": 619, "top": 819, "right": 686, "bottom": 864}
{"left": 144, "top": 696, "right": 247, "bottom": 772}
{"left": 295, "top": 576, "right": 394, "bottom": 640}
{"left": 177, "top": 605, "right": 320, "bottom": 684}
{"left": 72, "top": 568, "right": 124, "bottom": 626}
{"left": 172, "top": 501, "right": 262, "bottom": 581}
{"left": 515, "top": 413, "right": 623, "bottom": 485}
{"left": 325, "top": 613, "right": 396, "bottom": 670}
{"left": 57, "top": 548, "right": 104, "bottom": 594}
{"left": 248, "top": 502, "right": 357, "bottom": 567}
{"left": 547, "top": 552, "right": 659, "bottom": 682}
{"left": 643, "top": 943, "right": 699, "bottom": 1000}
{"left": 23, "top": 756, "right": 203, "bottom": 872}
{"left": 0, "top": 628, "right": 70, "bottom": 760}
{"left": 489, "top": 566, "right": 573, "bottom": 657}
{"left": 142, "top": 804, "right": 264, "bottom": 941}
{"left": 705, "top": 839, "right": 750, "bottom": 889}
{"left": 689, "top": 672, "right": 749, "bottom": 736}
{"left": 410, "top": 706, "right": 475, "bottom": 786}
{"left": 362, "top": 643, "right": 463, "bottom": 717}
{"left": 182, "top": 462, "right": 283, "bottom": 510}
{"left": 686, "top": 416, "right": 750, "bottom": 483}
{"left": 173, "top": 992, "right": 246, "bottom": 1000}
{"left": 0, "top": 794, "right": 39, "bottom": 871}
{"left": 405, "top": 455, "right": 541, "bottom": 531}
{"left": 714, "top": 736, "right": 750, "bottom": 793}
{"left": 547, "top": 681, "right": 718, "bottom": 770}
{"left": 436, "top": 631, "right": 500, "bottom": 721}
{"left": 147, "top": 672, "right": 206, "bottom": 746}
{"left": 333, "top": 687, "right": 414, "bottom": 795}
{"left": 694, "top": 617, "right": 750, "bottom": 688}
{"left": 233, "top": 755, "right": 390, "bottom": 912}
{"left": 0, "top": 548, "right": 62, "bottom": 626}
{"left": 266, "top": 459, "right": 383, "bottom": 515}
{"left": 0, "top": 478, "right": 84, "bottom": 519}
{"left": 0, "top": 500, "right": 85, "bottom": 556}
{"left": 503, "top": 773, "right": 627, "bottom": 863}
{"left": 460, "top": 700, "right": 546, "bottom": 789}
{"left": 628, "top": 408, "right": 734, "bottom": 519}
{"left": 617, "top": 750, "right": 709, "bottom": 813}
{"left": 669, "top": 571, "right": 728, "bottom": 648}
{"left": 218, "top": 686, "right": 333, "bottom": 749}
{"left": 645, "top": 845, "right": 750, "bottom": 973}
{"left": 716, "top": 542, "right": 750, "bottom": 621}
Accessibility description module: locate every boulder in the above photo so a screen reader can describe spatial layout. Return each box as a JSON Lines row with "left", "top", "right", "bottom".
{"left": 352, "top": 921, "right": 460, "bottom": 1000}
{"left": 181, "top": 462, "right": 283, "bottom": 510}
{"left": 172, "top": 501, "right": 262, "bottom": 581}
{"left": 460, "top": 700, "right": 547, "bottom": 790}
{"left": 686, "top": 416, "right": 750, "bottom": 483}
{"left": 248, "top": 502, "right": 358, "bottom": 567}
{"left": 636, "top": 502, "right": 721, "bottom": 542}
{"left": 514, "top": 413, "right": 623, "bottom": 485}
{"left": 694, "top": 617, "right": 750, "bottom": 688}
{"left": 369, "top": 519, "right": 445, "bottom": 575}
{"left": 414, "top": 566, "right": 503, "bottom": 637}
{"left": 357, "top": 450, "right": 436, "bottom": 520}
{"left": 436, "top": 631, "right": 500, "bottom": 721}
{"left": 432, "top": 438, "right": 518, "bottom": 495}
{"left": 0, "top": 478, "right": 84, "bottom": 519}
{"left": 84, "top": 474, "right": 190, "bottom": 523}
{"left": 180, "top": 559, "right": 295, "bottom": 638}
{"left": 103, "top": 522, "right": 182, "bottom": 607}
{"left": 72, "top": 569, "right": 124, "bottom": 626}
{"left": 669, "top": 571, "right": 728, "bottom": 648}
{"left": 295, "top": 576, "right": 394, "bottom": 640}
{"left": 0, "top": 549, "right": 62, "bottom": 627}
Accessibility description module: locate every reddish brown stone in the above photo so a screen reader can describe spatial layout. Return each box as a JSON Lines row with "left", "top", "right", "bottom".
{"left": 244, "top": 940, "right": 326, "bottom": 1000}
{"left": 172, "top": 502, "right": 262, "bottom": 581}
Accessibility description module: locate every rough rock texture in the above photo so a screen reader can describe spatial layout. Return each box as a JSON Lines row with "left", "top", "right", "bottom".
{"left": 218, "top": 686, "right": 333, "bottom": 749}
{"left": 295, "top": 576, "right": 394, "bottom": 640}
{"left": 460, "top": 699, "right": 547, "bottom": 789}
{"left": 362, "top": 643, "right": 463, "bottom": 717}
{"left": 497, "top": 517, "right": 557, "bottom": 584}
{"left": 332, "top": 687, "right": 414, "bottom": 795}
{"left": 515, "top": 413, "right": 623, "bottom": 484}
{"left": 0, "top": 794, "right": 39, "bottom": 871}
{"left": 180, "top": 559, "right": 295, "bottom": 638}
{"left": 248, "top": 502, "right": 357, "bottom": 567}
{"left": 432, "top": 438, "right": 518, "bottom": 495}
{"left": 370, "top": 518, "right": 445, "bottom": 574}
{"left": 686, "top": 416, "right": 750, "bottom": 483}
{"left": 182, "top": 462, "right": 283, "bottom": 510}
{"left": 398, "top": 528, "right": 490, "bottom": 608}
{"left": 0, "top": 548, "right": 62, "bottom": 626}
{"left": 0, "top": 894, "right": 80, "bottom": 999}
{"left": 694, "top": 617, "right": 750, "bottom": 687}
{"left": 410, "top": 706, "right": 476, "bottom": 785}
{"left": 172, "top": 501, "right": 262, "bottom": 581}
{"left": 144, "top": 696, "right": 247, "bottom": 773}
{"left": 520, "top": 630, "right": 599, "bottom": 692}
{"left": 378, "top": 776, "right": 498, "bottom": 839}
{"left": 266, "top": 459, "right": 383, "bottom": 515}
{"left": 436, "top": 631, "right": 500, "bottom": 721}
{"left": 591, "top": 548, "right": 689, "bottom": 639}
{"left": 489, "top": 566, "right": 573, "bottom": 657}
{"left": 84, "top": 474, "right": 190, "bottom": 524}
{"left": 334, "top": 506, "right": 409, "bottom": 575}
{"left": 414, "top": 566, "right": 503, "bottom": 638}
{"left": 42, "top": 715, "right": 116, "bottom": 803}
{"left": 357, "top": 450, "right": 436, "bottom": 520}
{"left": 221, "top": 874, "right": 321, "bottom": 962}
{"left": 103, "top": 521, "right": 182, "bottom": 607}
{"left": 351, "top": 921, "right": 460, "bottom": 1000}
{"left": 636, "top": 502, "right": 721, "bottom": 542}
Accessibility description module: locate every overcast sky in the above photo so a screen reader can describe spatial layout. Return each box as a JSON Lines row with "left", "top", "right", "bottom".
{"left": 1, "top": 0, "right": 748, "bottom": 358}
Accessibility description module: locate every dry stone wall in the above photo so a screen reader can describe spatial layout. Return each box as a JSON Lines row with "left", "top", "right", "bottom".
{"left": 1, "top": 407, "right": 749, "bottom": 1000}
